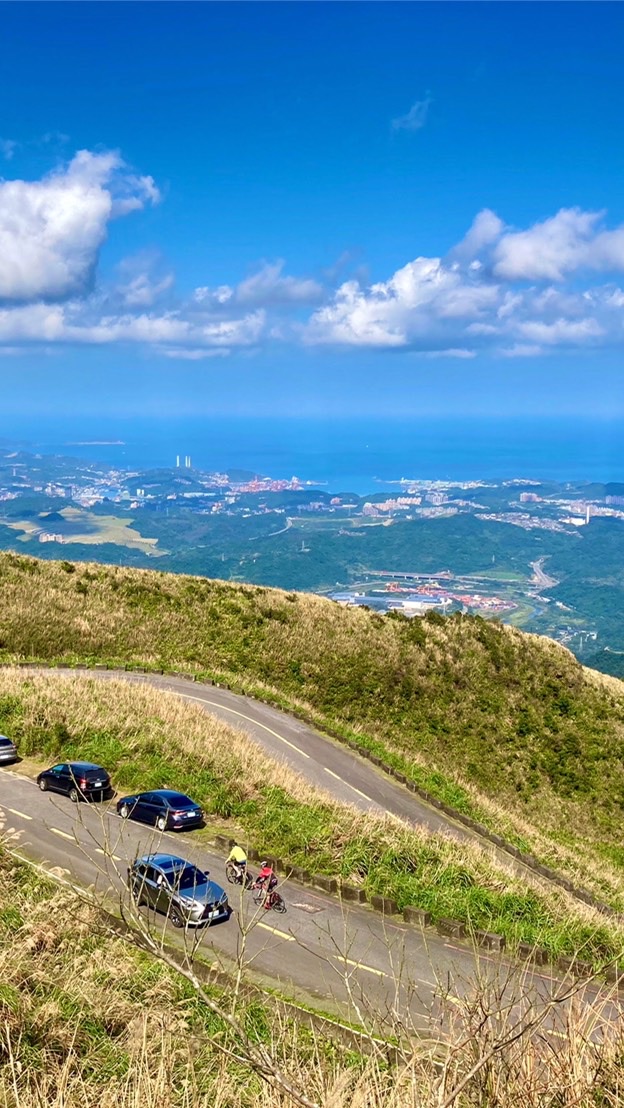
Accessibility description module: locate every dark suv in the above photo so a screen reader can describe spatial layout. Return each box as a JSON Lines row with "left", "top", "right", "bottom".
{"left": 128, "top": 853, "right": 230, "bottom": 928}
{"left": 37, "top": 762, "right": 111, "bottom": 802}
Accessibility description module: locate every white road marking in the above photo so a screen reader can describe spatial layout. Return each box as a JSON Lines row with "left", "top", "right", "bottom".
{"left": 6, "top": 807, "right": 32, "bottom": 820}
{"left": 256, "top": 921, "right": 295, "bottom": 941}
{"left": 334, "top": 955, "right": 386, "bottom": 978}
{"left": 178, "top": 693, "right": 312, "bottom": 760}
{"left": 95, "top": 847, "right": 123, "bottom": 862}
{"left": 343, "top": 783, "right": 374, "bottom": 802}
{"left": 323, "top": 765, "right": 375, "bottom": 803}
{"left": 50, "top": 827, "right": 75, "bottom": 841}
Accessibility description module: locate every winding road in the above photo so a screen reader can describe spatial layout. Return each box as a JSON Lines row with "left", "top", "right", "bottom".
{"left": 0, "top": 666, "right": 620, "bottom": 1040}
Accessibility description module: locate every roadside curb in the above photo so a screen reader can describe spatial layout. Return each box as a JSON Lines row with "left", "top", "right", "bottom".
{"left": 7, "top": 659, "right": 624, "bottom": 986}
{"left": 213, "top": 834, "right": 624, "bottom": 990}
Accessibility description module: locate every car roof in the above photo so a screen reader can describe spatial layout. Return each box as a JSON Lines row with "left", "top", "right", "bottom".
{"left": 67, "top": 762, "right": 106, "bottom": 772}
{"left": 149, "top": 789, "right": 194, "bottom": 802}
{"left": 135, "top": 853, "right": 188, "bottom": 868}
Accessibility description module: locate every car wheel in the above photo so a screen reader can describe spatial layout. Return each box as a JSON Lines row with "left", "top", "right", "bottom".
{"left": 120, "top": 804, "right": 130, "bottom": 819}
{"left": 69, "top": 787, "right": 79, "bottom": 803}
{"left": 170, "top": 908, "right": 184, "bottom": 928}
{"left": 38, "top": 778, "right": 48, "bottom": 792}
{"left": 156, "top": 815, "right": 167, "bottom": 832}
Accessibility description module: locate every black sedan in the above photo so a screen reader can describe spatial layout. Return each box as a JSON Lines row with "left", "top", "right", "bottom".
{"left": 117, "top": 789, "right": 203, "bottom": 832}
{"left": 37, "top": 762, "right": 111, "bottom": 802}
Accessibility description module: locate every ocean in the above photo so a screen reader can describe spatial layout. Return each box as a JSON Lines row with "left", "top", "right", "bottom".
{"left": 3, "top": 416, "right": 624, "bottom": 495}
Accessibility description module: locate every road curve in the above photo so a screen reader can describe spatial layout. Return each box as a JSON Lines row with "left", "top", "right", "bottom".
{"left": 0, "top": 764, "right": 614, "bottom": 1040}
{"left": 36, "top": 667, "right": 480, "bottom": 843}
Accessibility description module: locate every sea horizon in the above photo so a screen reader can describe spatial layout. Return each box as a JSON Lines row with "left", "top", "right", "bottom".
{"left": 2, "top": 414, "right": 623, "bottom": 495}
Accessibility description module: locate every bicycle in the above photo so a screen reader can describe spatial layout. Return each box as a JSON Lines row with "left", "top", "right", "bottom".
{"left": 225, "top": 861, "right": 253, "bottom": 889}
{"left": 252, "top": 884, "right": 286, "bottom": 913}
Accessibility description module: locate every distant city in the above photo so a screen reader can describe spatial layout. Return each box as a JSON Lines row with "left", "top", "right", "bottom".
{"left": 0, "top": 444, "right": 622, "bottom": 674}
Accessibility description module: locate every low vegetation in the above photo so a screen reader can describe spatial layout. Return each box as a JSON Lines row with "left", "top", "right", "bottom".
{"left": 1, "top": 844, "right": 623, "bottom": 1107}
{"left": 1, "top": 669, "right": 623, "bottom": 967}
{"left": 1, "top": 553, "right": 624, "bottom": 907}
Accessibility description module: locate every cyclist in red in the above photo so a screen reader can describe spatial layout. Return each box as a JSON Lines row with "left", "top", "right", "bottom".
{"left": 256, "top": 861, "right": 278, "bottom": 909}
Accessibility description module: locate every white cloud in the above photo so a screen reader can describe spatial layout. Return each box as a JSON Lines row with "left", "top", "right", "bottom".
{"left": 159, "top": 348, "right": 231, "bottom": 361}
{"left": 391, "top": 94, "right": 433, "bottom": 132}
{"left": 0, "top": 138, "right": 18, "bottom": 160}
{"left": 499, "top": 343, "right": 543, "bottom": 358}
{"left": 115, "top": 255, "right": 175, "bottom": 308}
{"left": 1, "top": 168, "right": 624, "bottom": 363}
{"left": 492, "top": 208, "right": 624, "bottom": 281}
{"left": 0, "top": 150, "right": 159, "bottom": 303}
{"left": 195, "top": 261, "right": 323, "bottom": 309}
{"left": 0, "top": 301, "right": 266, "bottom": 353}
{"left": 516, "top": 317, "right": 604, "bottom": 345}
{"left": 306, "top": 257, "right": 499, "bottom": 348}
{"left": 451, "top": 209, "right": 505, "bottom": 262}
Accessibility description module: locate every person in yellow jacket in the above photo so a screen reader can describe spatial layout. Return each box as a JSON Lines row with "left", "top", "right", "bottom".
{"left": 226, "top": 842, "right": 248, "bottom": 884}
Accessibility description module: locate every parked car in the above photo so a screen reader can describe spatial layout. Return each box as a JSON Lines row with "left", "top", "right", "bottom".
{"left": 127, "top": 853, "right": 229, "bottom": 927}
{"left": 116, "top": 790, "right": 203, "bottom": 831}
{"left": 37, "top": 762, "right": 111, "bottom": 802}
{"left": 0, "top": 735, "right": 18, "bottom": 764}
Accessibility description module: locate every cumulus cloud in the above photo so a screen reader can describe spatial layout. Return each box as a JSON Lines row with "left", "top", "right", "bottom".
{"left": 306, "top": 257, "right": 499, "bottom": 348}
{"left": 2, "top": 158, "right": 624, "bottom": 363}
{"left": 391, "top": 94, "right": 433, "bottom": 132}
{"left": 492, "top": 208, "right": 624, "bottom": 281}
{"left": 0, "top": 149, "right": 160, "bottom": 303}
{"left": 304, "top": 206, "right": 624, "bottom": 355}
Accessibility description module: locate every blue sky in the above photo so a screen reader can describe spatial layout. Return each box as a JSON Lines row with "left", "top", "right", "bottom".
{"left": 2, "top": 1, "right": 624, "bottom": 423}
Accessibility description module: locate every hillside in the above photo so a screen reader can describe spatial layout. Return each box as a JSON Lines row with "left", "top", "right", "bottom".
{"left": 2, "top": 552, "right": 624, "bottom": 906}
{"left": 2, "top": 847, "right": 620, "bottom": 1108}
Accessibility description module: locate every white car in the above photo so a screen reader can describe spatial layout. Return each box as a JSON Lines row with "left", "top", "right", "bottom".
{"left": 0, "top": 735, "right": 17, "bottom": 764}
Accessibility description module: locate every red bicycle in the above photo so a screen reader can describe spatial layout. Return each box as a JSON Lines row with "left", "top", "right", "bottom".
{"left": 252, "top": 883, "right": 286, "bottom": 913}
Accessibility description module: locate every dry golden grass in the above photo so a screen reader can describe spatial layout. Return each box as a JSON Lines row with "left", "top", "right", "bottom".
{"left": 1, "top": 669, "right": 624, "bottom": 966}
{"left": 1, "top": 848, "right": 624, "bottom": 1108}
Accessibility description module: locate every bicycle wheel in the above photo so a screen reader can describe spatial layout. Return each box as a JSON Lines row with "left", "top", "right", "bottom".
{"left": 271, "top": 893, "right": 286, "bottom": 913}
{"left": 252, "top": 886, "right": 266, "bottom": 906}
{"left": 225, "top": 863, "right": 239, "bottom": 885}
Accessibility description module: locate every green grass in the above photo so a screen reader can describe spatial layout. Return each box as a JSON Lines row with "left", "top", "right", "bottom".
{"left": 1, "top": 671, "right": 623, "bottom": 968}
{"left": 2, "top": 552, "right": 624, "bottom": 912}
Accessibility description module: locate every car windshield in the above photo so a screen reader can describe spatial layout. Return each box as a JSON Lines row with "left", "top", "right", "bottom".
{"left": 163, "top": 864, "right": 206, "bottom": 890}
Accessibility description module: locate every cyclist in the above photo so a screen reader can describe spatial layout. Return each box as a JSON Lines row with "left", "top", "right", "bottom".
{"left": 227, "top": 842, "right": 248, "bottom": 884}
{"left": 255, "top": 861, "right": 278, "bottom": 909}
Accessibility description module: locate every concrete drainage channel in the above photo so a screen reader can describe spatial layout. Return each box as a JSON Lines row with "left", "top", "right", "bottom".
{"left": 8, "top": 659, "right": 624, "bottom": 988}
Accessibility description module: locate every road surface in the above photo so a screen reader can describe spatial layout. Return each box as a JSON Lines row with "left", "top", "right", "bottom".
{"left": 0, "top": 742, "right": 620, "bottom": 1043}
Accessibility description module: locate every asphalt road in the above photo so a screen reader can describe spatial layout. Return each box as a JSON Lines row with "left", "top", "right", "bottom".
{"left": 0, "top": 761, "right": 620, "bottom": 1044}
{"left": 48, "top": 668, "right": 488, "bottom": 842}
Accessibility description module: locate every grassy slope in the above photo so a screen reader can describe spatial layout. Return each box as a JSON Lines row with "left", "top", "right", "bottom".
{"left": 0, "top": 849, "right": 372, "bottom": 1108}
{"left": 1, "top": 552, "right": 624, "bottom": 908}
{"left": 2, "top": 670, "right": 620, "bottom": 963}
{"left": 3, "top": 850, "right": 622, "bottom": 1108}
